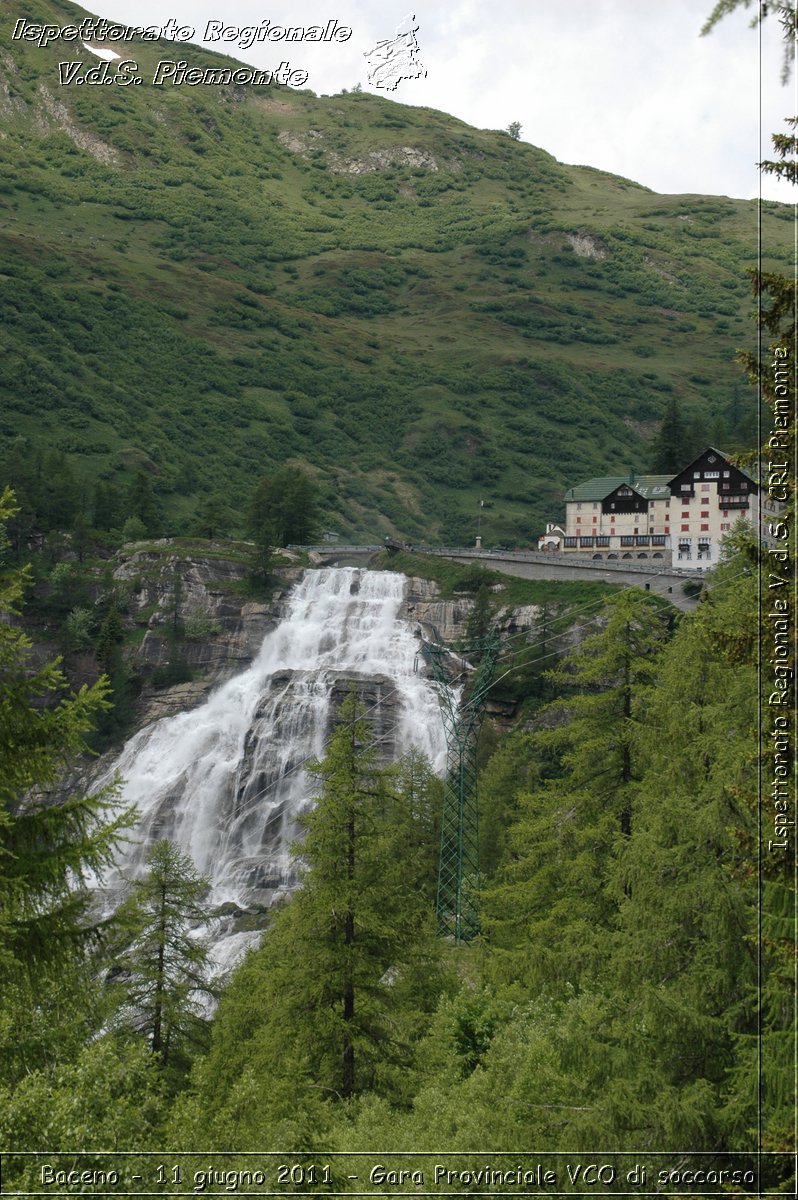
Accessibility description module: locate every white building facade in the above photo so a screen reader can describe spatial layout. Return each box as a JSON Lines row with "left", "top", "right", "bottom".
{"left": 539, "top": 449, "right": 762, "bottom": 572}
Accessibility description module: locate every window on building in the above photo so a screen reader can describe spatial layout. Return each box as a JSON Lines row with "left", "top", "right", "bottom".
{"left": 701, "top": 484, "right": 710, "bottom": 492}
{"left": 700, "top": 511, "right": 709, "bottom": 518}
{"left": 576, "top": 517, "right": 581, "bottom": 524}
{"left": 681, "top": 511, "right": 689, "bottom": 518}
{"left": 723, "top": 510, "right": 728, "bottom": 517}
{"left": 720, "top": 523, "right": 730, "bottom": 531}
{"left": 664, "top": 526, "right": 670, "bottom": 533}
{"left": 704, "top": 472, "right": 719, "bottom": 479}
{"left": 577, "top": 503, "right": 582, "bottom": 510}
{"left": 681, "top": 524, "right": 689, "bottom": 532}
{"left": 701, "top": 524, "right": 709, "bottom": 532}
{"left": 723, "top": 471, "right": 730, "bottom": 477}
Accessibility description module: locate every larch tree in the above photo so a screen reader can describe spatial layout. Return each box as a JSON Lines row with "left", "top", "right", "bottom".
{"left": 597, "top": 553, "right": 761, "bottom": 1150}
{"left": 0, "top": 487, "right": 133, "bottom": 981}
{"left": 275, "top": 691, "right": 436, "bottom": 1099}
{"left": 248, "top": 466, "right": 319, "bottom": 551}
{"left": 110, "top": 839, "right": 215, "bottom": 1076}
{"left": 483, "top": 590, "right": 671, "bottom": 991}
{"left": 650, "top": 397, "right": 691, "bottom": 472}
{"left": 176, "top": 695, "right": 442, "bottom": 1143}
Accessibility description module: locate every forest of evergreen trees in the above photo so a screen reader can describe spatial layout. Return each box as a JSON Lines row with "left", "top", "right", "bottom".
{"left": 0, "top": 467, "right": 793, "bottom": 1192}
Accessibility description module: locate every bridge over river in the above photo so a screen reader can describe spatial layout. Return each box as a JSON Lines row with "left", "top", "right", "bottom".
{"left": 295, "top": 545, "right": 701, "bottom": 611}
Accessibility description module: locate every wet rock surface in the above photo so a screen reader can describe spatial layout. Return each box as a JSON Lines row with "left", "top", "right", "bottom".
{"left": 400, "top": 576, "right": 540, "bottom": 643}
{"left": 112, "top": 542, "right": 303, "bottom": 722}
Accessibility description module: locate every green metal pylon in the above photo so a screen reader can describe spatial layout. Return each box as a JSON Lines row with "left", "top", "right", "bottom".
{"left": 422, "top": 627, "right": 503, "bottom": 942}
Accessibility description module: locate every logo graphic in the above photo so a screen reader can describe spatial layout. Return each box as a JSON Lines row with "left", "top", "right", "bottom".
{"left": 364, "top": 13, "right": 426, "bottom": 91}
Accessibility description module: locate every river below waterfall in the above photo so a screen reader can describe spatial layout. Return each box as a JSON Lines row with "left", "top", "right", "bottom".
{"left": 96, "top": 567, "right": 446, "bottom": 970}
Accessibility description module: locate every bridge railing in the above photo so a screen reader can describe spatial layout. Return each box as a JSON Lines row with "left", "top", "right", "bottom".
{"left": 288, "top": 545, "right": 382, "bottom": 553}
{"left": 414, "top": 547, "right": 699, "bottom": 577}
{"left": 290, "top": 544, "right": 701, "bottom": 579}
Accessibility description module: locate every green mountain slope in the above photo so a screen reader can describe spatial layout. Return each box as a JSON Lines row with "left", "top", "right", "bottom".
{"left": 0, "top": 0, "right": 790, "bottom": 543}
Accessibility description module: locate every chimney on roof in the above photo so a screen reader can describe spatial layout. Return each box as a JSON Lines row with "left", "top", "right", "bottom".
{"left": 628, "top": 468, "right": 636, "bottom": 484}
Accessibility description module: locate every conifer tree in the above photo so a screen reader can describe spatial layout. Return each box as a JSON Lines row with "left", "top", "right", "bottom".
{"left": 386, "top": 747, "right": 442, "bottom": 907}
{"left": 595, "top": 558, "right": 760, "bottom": 1147}
{"left": 650, "top": 398, "right": 690, "bottom": 472}
{"left": 110, "top": 840, "right": 215, "bottom": 1075}
{"left": 193, "top": 493, "right": 229, "bottom": 539}
{"left": 463, "top": 581, "right": 494, "bottom": 648}
{"left": 178, "top": 698, "right": 441, "bottom": 1139}
{"left": 94, "top": 604, "right": 136, "bottom": 742}
{"left": 483, "top": 591, "right": 670, "bottom": 989}
{"left": 248, "top": 466, "right": 318, "bottom": 549}
{"left": 275, "top": 692, "right": 435, "bottom": 1098}
{"left": 125, "top": 471, "right": 160, "bottom": 536}
{"left": 0, "top": 488, "right": 132, "bottom": 978}
{"left": 92, "top": 481, "right": 122, "bottom": 533}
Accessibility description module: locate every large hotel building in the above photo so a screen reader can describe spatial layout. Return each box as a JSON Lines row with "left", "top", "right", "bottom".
{"left": 538, "top": 448, "right": 779, "bottom": 571}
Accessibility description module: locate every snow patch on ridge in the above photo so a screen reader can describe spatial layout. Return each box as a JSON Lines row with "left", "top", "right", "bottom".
{"left": 81, "top": 43, "right": 122, "bottom": 62}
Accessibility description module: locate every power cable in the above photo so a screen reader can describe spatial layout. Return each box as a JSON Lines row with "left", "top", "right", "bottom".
{"left": 164, "top": 560, "right": 754, "bottom": 836}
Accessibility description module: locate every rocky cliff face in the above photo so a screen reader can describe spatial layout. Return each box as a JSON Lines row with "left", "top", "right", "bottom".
{"left": 54, "top": 556, "right": 548, "bottom": 943}
{"left": 400, "top": 575, "right": 540, "bottom": 641}
{"left": 111, "top": 540, "right": 302, "bottom": 724}
{"left": 105, "top": 548, "right": 542, "bottom": 736}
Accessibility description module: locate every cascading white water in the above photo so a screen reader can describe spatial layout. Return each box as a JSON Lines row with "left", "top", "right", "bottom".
{"left": 98, "top": 568, "right": 445, "bottom": 965}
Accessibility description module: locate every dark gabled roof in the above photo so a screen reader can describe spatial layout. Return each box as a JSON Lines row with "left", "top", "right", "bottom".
{"left": 564, "top": 448, "right": 762, "bottom": 505}
{"left": 667, "top": 447, "right": 758, "bottom": 487}
{"left": 564, "top": 474, "right": 672, "bottom": 503}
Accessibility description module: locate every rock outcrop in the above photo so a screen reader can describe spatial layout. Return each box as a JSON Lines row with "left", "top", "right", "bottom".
{"left": 89, "top": 548, "right": 545, "bottom": 736}
{"left": 400, "top": 575, "right": 540, "bottom": 643}
{"left": 111, "top": 540, "right": 301, "bottom": 724}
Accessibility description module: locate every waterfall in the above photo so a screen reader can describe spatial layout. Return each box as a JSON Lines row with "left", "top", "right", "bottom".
{"left": 97, "top": 567, "right": 446, "bottom": 966}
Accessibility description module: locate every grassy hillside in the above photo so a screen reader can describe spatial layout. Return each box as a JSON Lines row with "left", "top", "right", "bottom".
{"left": 0, "top": 0, "right": 791, "bottom": 543}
